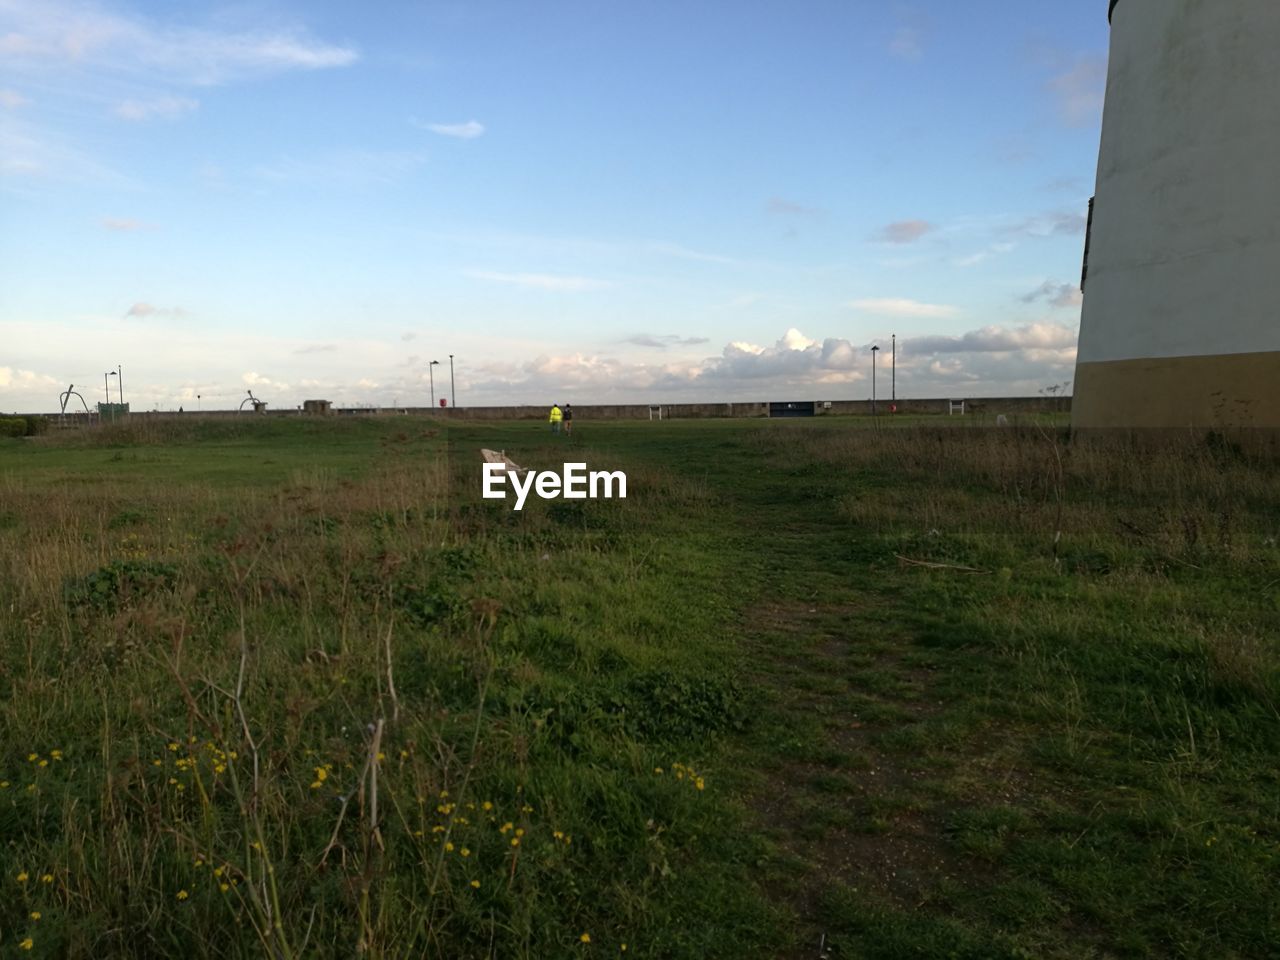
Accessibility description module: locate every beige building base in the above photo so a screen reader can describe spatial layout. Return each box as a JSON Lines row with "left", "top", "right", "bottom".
{"left": 1073, "top": 351, "right": 1280, "bottom": 429}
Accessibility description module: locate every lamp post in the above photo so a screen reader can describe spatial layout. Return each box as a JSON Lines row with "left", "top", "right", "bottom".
{"left": 891, "top": 334, "right": 896, "bottom": 404}
{"left": 449, "top": 354, "right": 456, "bottom": 408}
{"left": 117, "top": 364, "right": 123, "bottom": 406}
{"left": 870, "top": 345, "right": 879, "bottom": 416}
{"left": 428, "top": 360, "right": 440, "bottom": 407}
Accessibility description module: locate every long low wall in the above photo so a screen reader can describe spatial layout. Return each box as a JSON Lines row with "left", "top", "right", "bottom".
{"left": 36, "top": 396, "right": 1071, "bottom": 422}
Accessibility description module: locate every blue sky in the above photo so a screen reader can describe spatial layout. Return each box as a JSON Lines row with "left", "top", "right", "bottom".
{"left": 1, "top": 0, "right": 1109, "bottom": 411}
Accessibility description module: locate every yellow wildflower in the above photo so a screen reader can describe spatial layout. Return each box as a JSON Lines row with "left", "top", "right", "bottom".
{"left": 470, "top": 879, "right": 481, "bottom": 888}
{"left": 19, "top": 938, "right": 33, "bottom": 951}
{"left": 580, "top": 933, "right": 591, "bottom": 943}
{"left": 40, "top": 875, "right": 53, "bottom": 884}
{"left": 460, "top": 847, "right": 471, "bottom": 857}
{"left": 30, "top": 911, "right": 41, "bottom": 921}
{"left": 17, "top": 871, "right": 29, "bottom": 883}
{"left": 176, "top": 890, "right": 189, "bottom": 901}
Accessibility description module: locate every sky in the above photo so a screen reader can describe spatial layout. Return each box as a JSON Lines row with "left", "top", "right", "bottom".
{"left": 1, "top": 0, "right": 1111, "bottom": 412}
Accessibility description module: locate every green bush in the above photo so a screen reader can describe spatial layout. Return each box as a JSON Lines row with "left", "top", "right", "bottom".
{"left": 23, "top": 415, "right": 50, "bottom": 436}
{"left": 0, "top": 417, "right": 27, "bottom": 438}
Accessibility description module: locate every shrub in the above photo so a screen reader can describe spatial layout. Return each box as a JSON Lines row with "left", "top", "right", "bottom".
{"left": 23, "top": 415, "right": 50, "bottom": 436}
{"left": 0, "top": 417, "right": 26, "bottom": 438}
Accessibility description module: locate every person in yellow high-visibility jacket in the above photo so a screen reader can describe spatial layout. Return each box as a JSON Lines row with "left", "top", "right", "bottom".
{"left": 548, "top": 403, "right": 563, "bottom": 434}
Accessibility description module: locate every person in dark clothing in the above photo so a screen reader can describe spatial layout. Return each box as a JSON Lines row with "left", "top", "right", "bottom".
{"left": 563, "top": 403, "right": 574, "bottom": 436}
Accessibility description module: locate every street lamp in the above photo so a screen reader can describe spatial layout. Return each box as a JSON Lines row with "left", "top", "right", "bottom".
{"left": 449, "top": 354, "right": 456, "bottom": 408}
{"left": 428, "top": 360, "right": 440, "bottom": 407}
{"left": 105, "top": 371, "right": 118, "bottom": 422}
{"left": 870, "top": 345, "right": 879, "bottom": 416}
{"left": 117, "top": 364, "right": 123, "bottom": 406}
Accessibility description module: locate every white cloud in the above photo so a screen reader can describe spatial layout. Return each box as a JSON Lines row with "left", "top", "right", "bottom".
{"left": 0, "top": 366, "right": 59, "bottom": 390}
{"left": 624, "top": 333, "right": 710, "bottom": 349}
{"left": 849, "top": 297, "right": 960, "bottom": 319}
{"left": 904, "top": 322, "right": 1077, "bottom": 354}
{"left": 875, "top": 219, "right": 934, "bottom": 244}
{"left": 0, "top": 0, "right": 358, "bottom": 85}
{"left": 420, "top": 120, "right": 485, "bottom": 140}
{"left": 125, "top": 301, "right": 187, "bottom": 319}
{"left": 466, "top": 270, "right": 606, "bottom": 292}
{"left": 0, "top": 88, "right": 27, "bottom": 108}
{"left": 114, "top": 95, "right": 198, "bottom": 121}
{"left": 1020, "top": 281, "right": 1083, "bottom": 309}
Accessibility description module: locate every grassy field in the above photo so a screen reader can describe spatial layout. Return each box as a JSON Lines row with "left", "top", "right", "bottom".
{"left": 1, "top": 415, "right": 1277, "bottom": 958}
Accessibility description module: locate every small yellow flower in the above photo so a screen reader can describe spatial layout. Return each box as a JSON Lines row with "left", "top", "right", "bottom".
{"left": 580, "top": 933, "right": 591, "bottom": 943}
{"left": 621, "top": 944, "right": 627, "bottom": 952}
{"left": 0, "top": 781, "right": 8, "bottom": 789}
{"left": 168, "top": 743, "right": 179, "bottom": 752}
{"left": 470, "top": 879, "right": 481, "bottom": 888}
{"left": 40, "top": 875, "right": 53, "bottom": 884}
{"left": 310, "top": 781, "right": 323, "bottom": 790}
{"left": 176, "top": 890, "right": 189, "bottom": 901}
{"left": 460, "top": 847, "right": 471, "bottom": 857}
{"left": 499, "top": 821, "right": 513, "bottom": 834}
{"left": 30, "top": 911, "right": 41, "bottom": 921}
{"left": 515, "top": 828, "right": 525, "bottom": 838}
{"left": 220, "top": 883, "right": 230, "bottom": 893}
{"left": 444, "top": 842, "right": 455, "bottom": 852}
{"left": 151, "top": 760, "right": 162, "bottom": 767}
{"left": 19, "top": 938, "right": 33, "bottom": 950}
{"left": 16, "top": 871, "right": 29, "bottom": 883}
{"left": 37, "top": 759, "right": 48, "bottom": 768}
{"left": 50, "top": 750, "right": 62, "bottom": 760}
{"left": 510, "top": 837, "right": 520, "bottom": 847}
{"left": 654, "top": 767, "right": 663, "bottom": 775}
{"left": 695, "top": 778, "right": 705, "bottom": 791}
{"left": 213, "top": 866, "right": 224, "bottom": 877}
{"left": 314, "top": 767, "right": 328, "bottom": 782}
{"left": 482, "top": 801, "right": 493, "bottom": 811}
{"left": 27, "top": 753, "right": 37, "bottom": 762}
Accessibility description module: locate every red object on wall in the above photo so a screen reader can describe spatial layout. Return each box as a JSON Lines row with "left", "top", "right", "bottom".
{"left": 440, "top": 398, "right": 448, "bottom": 407}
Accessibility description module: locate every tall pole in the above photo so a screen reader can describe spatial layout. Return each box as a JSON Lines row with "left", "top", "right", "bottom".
{"left": 104, "top": 372, "right": 110, "bottom": 406}
{"left": 891, "top": 334, "right": 896, "bottom": 404}
{"left": 117, "top": 364, "right": 123, "bottom": 406}
{"left": 449, "top": 354, "right": 455, "bottom": 408}
{"left": 871, "top": 345, "right": 879, "bottom": 416}
{"left": 429, "top": 360, "right": 439, "bottom": 407}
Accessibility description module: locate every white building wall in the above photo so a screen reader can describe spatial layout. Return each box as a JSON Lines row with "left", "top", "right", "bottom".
{"left": 1078, "top": 0, "right": 1280, "bottom": 365}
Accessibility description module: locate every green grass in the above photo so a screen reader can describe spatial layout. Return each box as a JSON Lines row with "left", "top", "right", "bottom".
{"left": 1, "top": 415, "right": 1278, "bottom": 958}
